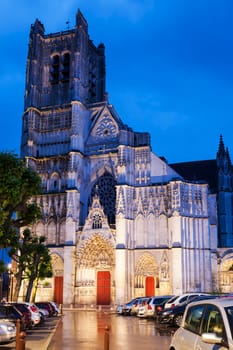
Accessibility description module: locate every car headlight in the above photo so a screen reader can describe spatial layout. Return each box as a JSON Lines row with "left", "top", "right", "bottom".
{"left": 0, "top": 324, "right": 15, "bottom": 334}
{"left": 161, "top": 310, "right": 173, "bottom": 316}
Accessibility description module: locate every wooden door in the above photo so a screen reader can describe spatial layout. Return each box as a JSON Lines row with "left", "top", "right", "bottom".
{"left": 97, "top": 271, "right": 110, "bottom": 305}
{"left": 54, "top": 276, "right": 63, "bottom": 304}
{"left": 145, "top": 276, "right": 155, "bottom": 297}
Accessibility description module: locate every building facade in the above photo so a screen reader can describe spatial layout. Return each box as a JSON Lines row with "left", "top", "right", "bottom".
{"left": 20, "top": 10, "right": 233, "bottom": 306}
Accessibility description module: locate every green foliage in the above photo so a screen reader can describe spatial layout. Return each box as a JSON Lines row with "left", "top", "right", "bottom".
{"left": 0, "top": 152, "right": 42, "bottom": 247}
{"left": 0, "top": 152, "right": 44, "bottom": 300}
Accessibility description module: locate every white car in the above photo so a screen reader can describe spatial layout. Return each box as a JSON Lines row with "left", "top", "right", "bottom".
{"left": 131, "top": 297, "right": 150, "bottom": 316}
{"left": 24, "top": 302, "right": 41, "bottom": 326}
{"left": 137, "top": 295, "right": 173, "bottom": 318}
{"left": 164, "top": 293, "right": 211, "bottom": 309}
{"left": 0, "top": 320, "right": 16, "bottom": 344}
{"left": 170, "top": 297, "right": 233, "bottom": 350}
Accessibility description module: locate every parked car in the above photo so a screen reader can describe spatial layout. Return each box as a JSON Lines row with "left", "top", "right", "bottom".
{"left": 120, "top": 298, "right": 141, "bottom": 316}
{"left": 169, "top": 297, "right": 233, "bottom": 349}
{"left": 50, "top": 302, "right": 59, "bottom": 316}
{"left": 158, "top": 295, "right": 217, "bottom": 327}
{"left": 11, "top": 302, "right": 33, "bottom": 329}
{"left": 0, "top": 320, "right": 16, "bottom": 344}
{"left": 164, "top": 293, "right": 211, "bottom": 309}
{"left": 154, "top": 298, "right": 174, "bottom": 320}
{"left": 35, "top": 302, "right": 55, "bottom": 317}
{"left": 131, "top": 297, "right": 150, "bottom": 316}
{"left": 137, "top": 295, "right": 173, "bottom": 318}
{"left": 38, "top": 307, "right": 49, "bottom": 319}
{"left": 0, "top": 304, "right": 27, "bottom": 331}
{"left": 24, "top": 302, "right": 42, "bottom": 326}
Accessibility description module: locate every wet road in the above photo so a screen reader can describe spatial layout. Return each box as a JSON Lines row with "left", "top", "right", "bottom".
{"left": 48, "top": 310, "right": 173, "bottom": 350}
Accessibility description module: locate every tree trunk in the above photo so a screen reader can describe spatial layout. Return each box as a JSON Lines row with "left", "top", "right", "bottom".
{"left": 31, "top": 277, "right": 39, "bottom": 303}
{"left": 25, "top": 255, "right": 40, "bottom": 302}
{"left": 12, "top": 266, "right": 23, "bottom": 302}
{"left": 25, "top": 275, "right": 35, "bottom": 302}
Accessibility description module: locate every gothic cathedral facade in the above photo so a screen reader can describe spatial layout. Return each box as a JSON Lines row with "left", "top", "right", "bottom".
{"left": 20, "top": 10, "right": 233, "bottom": 306}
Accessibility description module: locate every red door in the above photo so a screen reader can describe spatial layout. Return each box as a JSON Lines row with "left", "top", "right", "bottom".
{"left": 54, "top": 276, "right": 63, "bottom": 304}
{"left": 145, "top": 276, "right": 155, "bottom": 297}
{"left": 97, "top": 271, "right": 111, "bottom": 305}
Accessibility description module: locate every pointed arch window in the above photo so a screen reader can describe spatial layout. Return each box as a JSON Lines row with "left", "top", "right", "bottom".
{"left": 92, "top": 213, "right": 102, "bottom": 229}
{"left": 50, "top": 55, "right": 59, "bottom": 84}
{"left": 61, "top": 53, "right": 70, "bottom": 82}
{"left": 90, "top": 173, "right": 116, "bottom": 225}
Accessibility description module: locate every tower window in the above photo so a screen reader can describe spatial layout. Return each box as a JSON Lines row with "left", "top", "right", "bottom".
{"left": 50, "top": 55, "right": 59, "bottom": 84}
{"left": 61, "top": 53, "right": 70, "bottom": 82}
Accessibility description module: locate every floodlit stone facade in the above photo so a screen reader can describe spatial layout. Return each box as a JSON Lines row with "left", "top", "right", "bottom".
{"left": 20, "top": 9, "right": 233, "bottom": 306}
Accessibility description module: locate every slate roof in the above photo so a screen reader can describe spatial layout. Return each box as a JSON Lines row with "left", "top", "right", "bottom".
{"left": 169, "top": 159, "right": 218, "bottom": 193}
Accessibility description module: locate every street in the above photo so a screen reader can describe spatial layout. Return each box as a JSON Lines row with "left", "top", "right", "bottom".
{"left": 48, "top": 309, "right": 173, "bottom": 350}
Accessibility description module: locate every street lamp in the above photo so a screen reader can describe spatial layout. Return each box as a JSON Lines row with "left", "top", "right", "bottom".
{"left": 7, "top": 264, "right": 13, "bottom": 302}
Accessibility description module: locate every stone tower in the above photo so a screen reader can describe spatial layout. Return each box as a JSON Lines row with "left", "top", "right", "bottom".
{"left": 21, "top": 10, "right": 107, "bottom": 305}
{"left": 216, "top": 135, "right": 233, "bottom": 247}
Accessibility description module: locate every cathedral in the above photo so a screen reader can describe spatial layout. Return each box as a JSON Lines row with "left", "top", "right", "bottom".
{"left": 20, "top": 9, "right": 233, "bottom": 306}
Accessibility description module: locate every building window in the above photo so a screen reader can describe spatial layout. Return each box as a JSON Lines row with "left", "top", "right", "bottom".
{"left": 50, "top": 55, "right": 59, "bottom": 84}
{"left": 90, "top": 173, "right": 116, "bottom": 225}
{"left": 61, "top": 53, "right": 70, "bottom": 82}
{"left": 92, "top": 213, "right": 102, "bottom": 229}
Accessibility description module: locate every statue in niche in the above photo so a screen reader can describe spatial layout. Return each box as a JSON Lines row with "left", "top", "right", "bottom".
{"left": 160, "top": 256, "right": 169, "bottom": 280}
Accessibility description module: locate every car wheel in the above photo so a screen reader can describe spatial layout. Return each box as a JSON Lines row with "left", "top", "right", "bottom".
{"left": 174, "top": 314, "right": 183, "bottom": 327}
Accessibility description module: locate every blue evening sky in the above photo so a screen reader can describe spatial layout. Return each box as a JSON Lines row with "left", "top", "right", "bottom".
{"left": 0, "top": 0, "right": 233, "bottom": 163}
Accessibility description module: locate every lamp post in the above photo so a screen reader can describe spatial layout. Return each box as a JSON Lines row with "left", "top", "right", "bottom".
{"left": 0, "top": 273, "right": 2, "bottom": 301}
{"left": 7, "top": 264, "right": 13, "bottom": 302}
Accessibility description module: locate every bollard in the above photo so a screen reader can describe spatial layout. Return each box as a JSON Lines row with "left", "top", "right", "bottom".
{"left": 15, "top": 319, "right": 20, "bottom": 350}
{"left": 59, "top": 303, "right": 63, "bottom": 315}
{"left": 15, "top": 319, "right": 26, "bottom": 350}
{"left": 104, "top": 325, "right": 110, "bottom": 350}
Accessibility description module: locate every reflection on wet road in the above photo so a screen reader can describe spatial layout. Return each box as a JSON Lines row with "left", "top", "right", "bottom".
{"left": 48, "top": 310, "right": 173, "bottom": 350}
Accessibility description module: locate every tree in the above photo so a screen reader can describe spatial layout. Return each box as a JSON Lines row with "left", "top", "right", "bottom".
{"left": 8, "top": 228, "right": 33, "bottom": 301}
{"left": 0, "top": 152, "right": 42, "bottom": 300}
{"left": 0, "top": 152, "right": 41, "bottom": 240}
{"left": 25, "top": 235, "right": 53, "bottom": 302}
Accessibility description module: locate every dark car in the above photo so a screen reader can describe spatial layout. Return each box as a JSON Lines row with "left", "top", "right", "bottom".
{"left": 11, "top": 303, "right": 33, "bottom": 329}
{"left": 154, "top": 298, "right": 173, "bottom": 317}
{"left": 157, "top": 295, "right": 218, "bottom": 327}
{"left": 0, "top": 304, "right": 27, "bottom": 331}
{"left": 35, "top": 302, "right": 55, "bottom": 317}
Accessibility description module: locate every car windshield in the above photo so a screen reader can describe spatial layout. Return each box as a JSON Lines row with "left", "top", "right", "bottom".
{"left": 167, "top": 296, "right": 179, "bottom": 303}
{"left": 153, "top": 297, "right": 170, "bottom": 305}
{"left": 225, "top": 306, "right": 233, "bottom": 339}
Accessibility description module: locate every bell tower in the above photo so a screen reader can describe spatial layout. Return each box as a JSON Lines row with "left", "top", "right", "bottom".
{"left": 24, "top": 9, "right": 105, "bottom": 110}
{"left": 21, "top": 9, "right": 106, "bottom": 159}
{"left": 20, "top": 9, "right": 107, "bottom": 306}
{"left": 216, "top": 135, "right": 233, "bottom": 246}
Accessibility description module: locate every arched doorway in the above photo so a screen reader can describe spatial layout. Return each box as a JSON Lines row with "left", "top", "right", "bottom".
{"left": 35, "top": 252, "right": 64, "bottom": 303}
{"left": 52, "top": 253, "right": 64, "bottom": 304}
{"left": 135, "top": 253, "right": 158, "bottom": 297}
{"left": 219, "top": 258, "right": 233, "bottom": 293}
{"left": 76, "top": 234, "right": 115, "bottom": 305}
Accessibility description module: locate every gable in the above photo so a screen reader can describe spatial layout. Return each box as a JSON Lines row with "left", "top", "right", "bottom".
{"left": 90, "top": 107, "right": 119, "bottom": 139}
